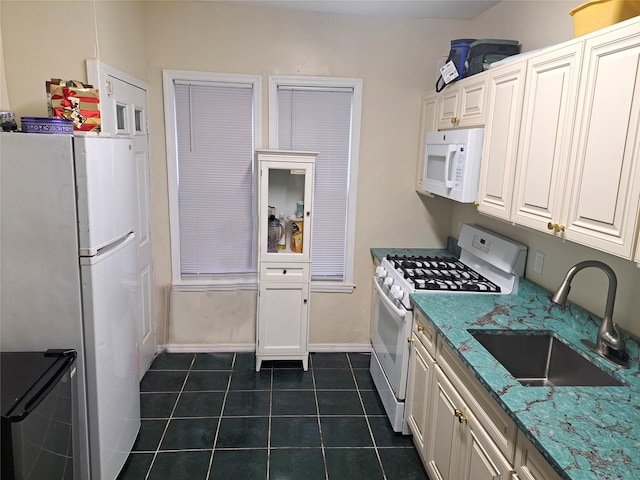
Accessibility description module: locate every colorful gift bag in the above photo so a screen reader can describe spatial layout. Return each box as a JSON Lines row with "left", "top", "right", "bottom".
{"left": 47, "top": 79, "right": 101, "bottom": 132}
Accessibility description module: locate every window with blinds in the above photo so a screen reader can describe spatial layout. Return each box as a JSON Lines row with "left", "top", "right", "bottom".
{"left": 272, "top": 77, "right": 362, "bottom": 288}
{"left": 164, "top": 71, "right": 261, "bottom": 285}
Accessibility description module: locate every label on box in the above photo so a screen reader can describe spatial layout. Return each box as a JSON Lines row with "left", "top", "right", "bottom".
{"left": 440, "top": 60, "right": 460, "bottom": 84}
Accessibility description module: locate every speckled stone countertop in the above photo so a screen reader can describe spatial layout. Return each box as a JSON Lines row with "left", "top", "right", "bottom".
{"left": 370, "top": 247, "right": 640, "bottom": 480}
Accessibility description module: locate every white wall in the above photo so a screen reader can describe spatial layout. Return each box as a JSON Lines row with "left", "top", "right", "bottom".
{"left": 143, "top": 1, "right": 461, "bottom": 350}
{"left": 0, "top": 7, "right": 9, "bottom": 110}
{"left": 0, "top": 1, "right": 147, "bottom": 118}
{"left": 455, "top": 0, "right": 640, "bottom": 337}
{"left": 4, "top": 0, "right": 636, "bottom": 347}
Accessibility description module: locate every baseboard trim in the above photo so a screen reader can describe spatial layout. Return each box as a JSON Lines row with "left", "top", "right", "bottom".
{"left": 309, "top": 343, "right": 372, "bottom": 352}
{"left": 161, "top": 343, "right": 372, "bottom": 354}
{"left": 164, "top": 343, "right": 256, "bottom": 353}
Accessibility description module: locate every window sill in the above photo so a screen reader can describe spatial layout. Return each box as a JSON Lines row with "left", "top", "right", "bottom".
{"left": 311, "top": 282, "right": 355, "bottom": 294}
{"left": 171, "top": 279, "right": 354, "bottom": 293}
{"left": 172, "top": 275, "right": 258, "bottom": 292}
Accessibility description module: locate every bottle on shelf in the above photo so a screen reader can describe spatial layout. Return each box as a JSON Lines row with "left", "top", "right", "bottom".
{"left": 277, "top": 214, "right": 287, "bottom": 251}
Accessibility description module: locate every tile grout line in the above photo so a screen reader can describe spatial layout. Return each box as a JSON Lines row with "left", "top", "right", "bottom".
{"left": 349, "top": 353, "right": 388, "bottom": 480}
{"left": 310, "top": 355, "right": 330, "bottom": 480}
{"left": 144, "top": 353, "right": 197, "bottom": 480}
{"left": 266, "top": 367, "right": 273, "bottom": 480}
{"left": 205, "top": 354, "right": 234, "bottom": 480}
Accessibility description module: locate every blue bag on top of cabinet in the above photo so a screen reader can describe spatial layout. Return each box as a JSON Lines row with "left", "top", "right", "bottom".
{"left": 462, "top": 39, "right": 521, "bottom": 78}
{"left": 435, "top": 38, "right": 476, "bottom": 92}
{"left": 435, "top": 38, "right": 520, "bottom": 92}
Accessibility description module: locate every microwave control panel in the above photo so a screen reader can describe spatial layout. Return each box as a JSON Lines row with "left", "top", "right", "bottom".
{"left": 454, "top": 147, "right": 465, "bottom": 189}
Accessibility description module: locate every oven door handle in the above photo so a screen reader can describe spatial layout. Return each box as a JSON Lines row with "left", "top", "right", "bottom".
{"left": 373, "top": 278, "right": 407, "bottom": 321}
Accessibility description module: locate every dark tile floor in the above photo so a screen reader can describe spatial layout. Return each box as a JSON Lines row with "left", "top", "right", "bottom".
{"left": 117, "top": 352, "right": 429, "bottom": 480}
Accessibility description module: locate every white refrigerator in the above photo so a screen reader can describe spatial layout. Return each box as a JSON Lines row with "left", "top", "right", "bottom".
{"left": 1, "top": 132, "right": 141, "bottom": 480}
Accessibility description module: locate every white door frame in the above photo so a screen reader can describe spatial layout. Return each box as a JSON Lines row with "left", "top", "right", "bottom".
{"left": 87, "top": 59, "right": 157, "bottom": 377}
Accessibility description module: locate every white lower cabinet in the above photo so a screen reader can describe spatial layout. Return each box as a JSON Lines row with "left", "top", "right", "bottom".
{"left": 407, "top": 319, "right": 564, "bottom": 480}
{"left": 405, "top": 318, "right": 436, "bottom": 460}
{"left": 426, "top": 366, "right": 512, "bottom": 480}
{"left": 514, "top": 432, "right": 562, "bottom": 480}
{"left": 256, "top": 281, "right": 309, "bottom": 370}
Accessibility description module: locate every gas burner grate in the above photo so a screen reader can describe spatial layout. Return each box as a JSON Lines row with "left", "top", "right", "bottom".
{"left": 385, "top": 255, "right": 501, "bottom": 293}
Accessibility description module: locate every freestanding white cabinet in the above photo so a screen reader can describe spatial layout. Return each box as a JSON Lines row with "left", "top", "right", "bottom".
{"left": 255, "top": 150, "right": 316, "bottom": 371}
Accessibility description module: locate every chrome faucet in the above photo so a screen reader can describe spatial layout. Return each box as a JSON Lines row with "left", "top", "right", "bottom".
{"left": 551, "top": 260, "right": 628, "bottom": 365}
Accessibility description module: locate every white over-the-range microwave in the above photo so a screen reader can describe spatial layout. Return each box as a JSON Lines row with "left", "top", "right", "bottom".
{"left": 421, "top": 128, "right": 484, "bottom": 203}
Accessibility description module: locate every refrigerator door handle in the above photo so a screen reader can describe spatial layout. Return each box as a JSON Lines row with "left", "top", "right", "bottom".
{"left": 80, "top": 231, "right": 135, "bottom": 265}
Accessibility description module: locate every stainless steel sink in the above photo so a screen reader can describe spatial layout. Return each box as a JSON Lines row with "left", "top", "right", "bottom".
{"left": 470, "top": 331, "right": 624, "bottom": 387}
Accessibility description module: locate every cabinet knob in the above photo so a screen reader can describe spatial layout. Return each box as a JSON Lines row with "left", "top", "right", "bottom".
{"left": 407, "top": 337, "right": 414, "bottom": 344}
{"left": 547, "top": 222, "right": 566, "bottom": 233}
{"left": 304, "top": 299, "right": 308, "bottom": 304}
{"left": 454, "top": 408, "right": 468, "bottom": 424}
{"left": 283, "top": 269, "right": 287, "bottom": 274}
{"left": 473, "top": 201, "right": 480, "bottom": 207}
{"left": 417, "top": 325, "right": 425, "bottom": 332}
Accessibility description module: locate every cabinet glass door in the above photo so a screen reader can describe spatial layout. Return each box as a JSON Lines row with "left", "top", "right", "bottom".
{"left": 259, "top": 159, "right": 313, "bottom": 262}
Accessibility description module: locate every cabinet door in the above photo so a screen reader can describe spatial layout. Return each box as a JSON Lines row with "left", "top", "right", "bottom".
{"left": 477, "top": 61, "right": 526, "bottom": 220}
{"left": 425, "top": 366, "right": 466, "bottom": 480}
{"left": 511, "top": 42, "right": 583, "bottom": 233}
{"left": 257, "top": 282, "right": 309, "bottom": 356}
{"left": 258, "top": 157, "right": 315, "bottom": 263}
{"left": 405, "top": 334, "right": 435, "bottom": 459}
{"left": 416, "top": 92, "right": 438, "bottom": 194}
{"left": 436, "top": 76, "right": 488, "bottom": 130}
{"left": 563, "top": 23, "right": 640, "bottom": 258}
{"left": 460, "top": 412, "right": 514, "bottom": 480}
{"left": 514, "top": 432, "right": 562, "bottom": 480}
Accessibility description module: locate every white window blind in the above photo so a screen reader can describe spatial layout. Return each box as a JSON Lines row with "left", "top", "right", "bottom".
{"left": 174, "top": 82, "right": 255, "bottom": 276}
{"left": 277, "top": 87, "right": 353, "bottom": 279}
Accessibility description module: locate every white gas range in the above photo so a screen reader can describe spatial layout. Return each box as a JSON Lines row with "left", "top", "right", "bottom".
{"left": 370, "top": 224, "right": 528, "bottom": 434}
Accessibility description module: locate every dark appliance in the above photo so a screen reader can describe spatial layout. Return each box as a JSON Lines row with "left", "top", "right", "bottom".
{"left": 1, "top": 349, "right": 77, "bottom": 480}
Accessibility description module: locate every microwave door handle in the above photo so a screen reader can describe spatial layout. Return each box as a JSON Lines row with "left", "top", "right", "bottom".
{"left": 444, "top": 145, "right": 457, "bottom": 189}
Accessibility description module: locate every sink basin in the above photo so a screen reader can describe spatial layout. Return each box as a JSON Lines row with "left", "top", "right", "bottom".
{"left": 470, "top": 331, "right": 624, "bottom": 387}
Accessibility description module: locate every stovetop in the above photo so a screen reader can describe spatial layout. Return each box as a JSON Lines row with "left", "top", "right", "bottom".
{"left": 385, "top": 255, "right": 501, "bottom": 293}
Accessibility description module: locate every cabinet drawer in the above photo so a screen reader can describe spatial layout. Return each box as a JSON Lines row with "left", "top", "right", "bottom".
{"left": 413, "top": 310, "right": 437, "bottom": 357}
{"left": 260, "top": 263, "right": 309, "bottom": 282}
{"left": 437, "top": 337, "right": 517, "bottom": 462}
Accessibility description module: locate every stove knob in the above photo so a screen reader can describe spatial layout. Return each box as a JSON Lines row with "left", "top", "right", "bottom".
{"left": 383, "top": 277, "right": 394, "bottom": 287}
{"left": 390, "top": 285, "right": 405, "bottom": 301}
{"left": 375, "top": 266, "right": 387, "bottom": 278}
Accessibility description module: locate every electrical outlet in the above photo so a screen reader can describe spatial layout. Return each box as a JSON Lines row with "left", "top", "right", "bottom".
{"left": 534, "top": 251, "right": 544, "bottom": 274}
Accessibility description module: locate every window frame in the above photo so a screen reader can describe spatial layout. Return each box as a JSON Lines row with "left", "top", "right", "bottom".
{"left": 268, "top": 75, "right": 362, "bottom": 293}
{"left": 163, "top": 69, "right": 262, "bottom": 290}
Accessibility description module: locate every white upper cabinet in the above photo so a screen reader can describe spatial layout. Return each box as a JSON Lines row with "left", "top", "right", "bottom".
{"left": 436, "top": 75, "right": 489, "bottom": 130}
{"left": 562, "top": 22, "right": 640, "bottom": 258}
{"left": 416, "top": 92, "right": 438, "bottom": 194}
{"left": 511, "top": 41, "right": 584, "bottom": 232}
{"left": 474, "top": 16, "right": 640, "bottom": 261}
{"left": 477, "top": 60, "right": 527, "bottom": 220}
